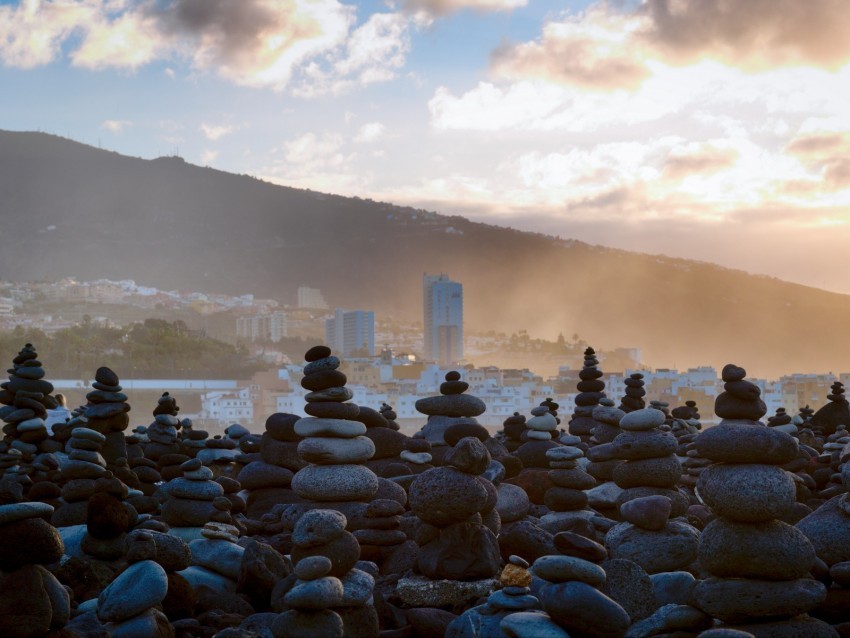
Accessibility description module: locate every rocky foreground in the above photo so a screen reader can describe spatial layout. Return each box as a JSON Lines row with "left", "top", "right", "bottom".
{"left": 1, "top": 343, "right": 850, "bottom": 638}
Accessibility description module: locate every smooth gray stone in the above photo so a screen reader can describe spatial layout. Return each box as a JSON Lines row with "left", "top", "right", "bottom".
{"left": 694, "top": 577, "right": 826, "bottom": 623}
{"left": 292, "top": 509, "right": 348, "bottom": 548}
{"left": 605, "top": 520, "right": 699, "bottom": 574}
{"left": 98, "top": 560, "right": 167, "bottom": 623}
{"left": 531, "top": 555, "right": 606, "bottom": 586}
{"left": 164, "top": 477, "right": 223, "bottom": 500}
{"left": 284, "top": 576, "right": 344, "bottom": 609}
{"left": 294, "top": 418, "right": 366, "bottom": 438}
{"left": 697, "top": 463, "right": 795, "bottom": 522}
{"left": 298, "top": 435, "right": 375, "bottom": 464}
{"left": 189, "top": 538, "right": 245, "bottom": 580}
{"left": 650, "top": 571, "right": 696, "bottom": 607}
{"left": 499, "top": 611, "right": 570, "bottom": 638}
{"left": 291, "top": 464, "right": 378, "bottom": 502}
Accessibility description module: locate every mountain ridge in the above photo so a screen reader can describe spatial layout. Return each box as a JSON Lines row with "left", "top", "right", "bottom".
{"left": 0, "top": 128, "right": 847, "bottom": 378}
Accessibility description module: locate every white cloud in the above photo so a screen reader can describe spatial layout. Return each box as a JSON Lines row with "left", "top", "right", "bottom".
{"left": 353, "top": 122, "right": 386, "bottom": 143}
{"left": 200, "top": 149, "right": 219, "bottom": 164}
{"left": 200, "top": 123, "right": 236, "bottom": 141}
{"left": 0, "top": 0, "right": 404, "bottom": 93}
{"left": 101, "top": 119, "right": 132, "bottom": 133}
{"left": 295, "top": 12, "right": 414, "bottom": 96}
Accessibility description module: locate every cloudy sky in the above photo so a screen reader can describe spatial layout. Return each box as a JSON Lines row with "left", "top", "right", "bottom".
{"left": 2, "top": 0, "right": 850, "bottom": 294}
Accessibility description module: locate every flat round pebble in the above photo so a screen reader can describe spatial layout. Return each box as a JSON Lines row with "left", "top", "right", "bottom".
{"left": 532, "top": 555, "right": 606, "bottom": 586}
{"left": 295, "top": 555, "right": 333, "bottom": 580}
{"left": 619, "top": 409, "right": 666, "bottom": 431}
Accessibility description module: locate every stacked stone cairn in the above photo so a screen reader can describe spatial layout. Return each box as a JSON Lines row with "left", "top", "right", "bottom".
{"left": 415, "top": 371, "right": 486, "bottom": 465}
{"left": 83, "top": 366, "right": 131, "bottom": 471}
{"left": 446, "top": 555, "right": 567, "bottom": 636}
{"left": 604, "top": 408, "right": 697, "bottom": 574}
{"left": 181, "top": 521, "right": 249, "bottom": 617}
{"left": 273, "top": 508, "right": 378, "bottom": 638}
{"left": 693, "top": 363, "right": 833, "bottom": 635}
{"left": 96, "top": 532, "right": 171, "bottom": 635}
{"left": 0, "top": 343, "right": 59, "bottom": 481}
{"left": 238, "top": 413, "right": 300, "bottom": 520}
{"left": 144, "top": 392, "right": 182, "bottom": 463}
{"left": 397, "top": 437, "right": 500, "bottom": 611}
{"left": 568, "top": 347, "right": 606, "bottom": 444}
{"left": 673, "top": 402, "right": 710, "bottom": 493}
{"left": 161, "top": 457, "right": 228, "bottom": 541}
{"left": 813, "top": 381, "right": 850, "bottom": 437}
{"left": 542, "top": 443, "right": 595, "bottom": 523}
{"left": 50, "top": 427, "right": 110, "bottom": 527}
{"left": 290, "top": 346, "right": 380, "bottom": 528}
{"left": 501, "top": 412, "right": 527, "bottom": 453}
{"left": 357, "top": 404, "right": 410, "bottom": 478}
{"left": 618, "top": 372, "right": 646, "bottom": 413}
{"left": 532, "top": 550, "right": 631, "bottom": 637}
{"left": 0, "top": 500, "right": 70, "bottom": 637}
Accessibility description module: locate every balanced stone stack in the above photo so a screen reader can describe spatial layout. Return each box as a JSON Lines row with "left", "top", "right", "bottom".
{"left": 161, "top": 458, "right": 225, "bottom": 539}
{"left": 291, "top": 346, "right": 379, "bottom": 526}
{"left": 144, "top": 393, "right": 182, "bottom": 463}
{"left": 94, "top": 543, "right": 170, "bottom": 636}
{"left": 514, "top": 405, "right": 561, "bottom": 471}
{"left": 239, "top": 413, "right": 300, "bottom": 519}
{"left": 533, "top": 553, "right": 631, "bottom": 637}
{"left": 445, "top": 555, "right": 556, "bottom": 635}
{"left": 603, "top": 409, "right": 697, "bottom": 574}
{"left": 618, "top": 372, "right": 646, "bottom": 413}
{"left": 612, "top": 407, "right": 686, "bottom": 516}
{"left": 693, "top": 363, "right": 832, "bottom": 635}
{"left": 181, "top": 521, "right": 247, "bottom": 614}
{"left": 0, "top": 501, "right": 70, "bottom": 637}
{"left": 408, "top": 436, "right": 501, "bottom": 582}
{"left": 415, "top": 371, "right": 487, "bottom": 461}
{"left": 84, "top": 367, "right": 131, "bottom": 469}
{"left": 675, "top": 408, "right": 710, "bottom": 492}
{"left": 542, "top": 444, "right": 595, "bottom": 522}
{"left": 568, "top": 347, "right": 606, "bottom": 444}
{"left": 354, "top": 498, "right": 407, "bottom": 573}
{"left": 274, "top": 508, "right": 378, "bottom": 638}
{"left": 813, "top": 381, "right": 850, "bottom": 438}
{"left": 501, "top": 412, "right": 527, "bottom": 453}
{"left": 357, "top": 404, "right": 410, "bottom": 478}
{"left": 0, "top": 343, "right": 59, "bottom": 479}
{"left": 592, "top": 397, "right": 624, "bottom": 445}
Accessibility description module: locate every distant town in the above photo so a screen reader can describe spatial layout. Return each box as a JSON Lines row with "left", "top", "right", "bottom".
{"left": 0, "top": 276, "right": 845, "bottom": 433}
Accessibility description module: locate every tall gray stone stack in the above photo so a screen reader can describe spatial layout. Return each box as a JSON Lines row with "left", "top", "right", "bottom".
{"left": 693, "top": 364, "right": 833, "bottom": 635}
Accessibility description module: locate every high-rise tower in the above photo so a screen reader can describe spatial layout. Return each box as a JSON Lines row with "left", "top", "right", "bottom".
{"left": 423, "top": 273, "right": 463, "bottom": 365}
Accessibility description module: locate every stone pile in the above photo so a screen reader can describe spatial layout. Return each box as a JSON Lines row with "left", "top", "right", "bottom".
{"left": 813, "top": 381, "right": 850, "bottom": 437}
{"left": 84, "top": 366, "right": 131, "bottom": 469}
{"left": 240, "top": 413, "right": 300, "bottom": 519}
{"left": 273, "top": 508, "right": 378, "bottom": 638}
{"left": 694, "top": 363, "right": 832, "bottom": 635}
{"left": 619, "top": 372, "right": 646, "bottom": 413}
{"left": 501, "top": 412, "right": 526, "bottom": 452}
{"left": 568, "top": 347, "right": 606, "bottom": 444}
{"left": 290, "top": 346, "right": 379, "bottom": 527}
{"left": 408, "top": 436, "right": 501, "bottom": 582}
{"left": 0, "top": 343, "right": 58, "bottom": 480}
{"left": 415, "top": 371, "right": 487, "bottom": 463}
{"left": 161, "top": 457, "right": 227, "bottom": 540}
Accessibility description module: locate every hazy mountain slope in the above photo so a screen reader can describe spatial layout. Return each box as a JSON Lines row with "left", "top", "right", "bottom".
{"left": 0, "top": 129, "right": 846, "bottom": 377}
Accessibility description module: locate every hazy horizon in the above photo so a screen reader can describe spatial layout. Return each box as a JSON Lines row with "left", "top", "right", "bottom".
{"left": 2, "top": 1, "right": 849, "bottom": 295}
